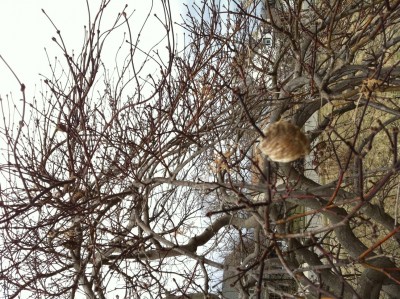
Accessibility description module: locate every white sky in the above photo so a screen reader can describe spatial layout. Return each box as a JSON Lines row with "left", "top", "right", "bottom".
{"left": 0, "top": 0, "right": 186, "bottom": 98}
{"left": 1, "top": 0, "right": 87, "bottom": 94}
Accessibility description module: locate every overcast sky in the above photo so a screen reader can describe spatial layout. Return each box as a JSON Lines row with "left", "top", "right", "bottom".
{"left": 0, "top": 0, "right": 187, "bottom": 98}
{"left": 1, "top": 0, "right": 87, "bottom": 95}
